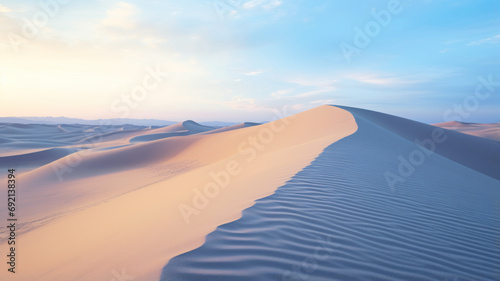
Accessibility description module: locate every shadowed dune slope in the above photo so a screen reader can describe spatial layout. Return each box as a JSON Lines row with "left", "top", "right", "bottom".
{"left": 0, "top": 148, "right": 79, "bottom": 168}
{"left": 338, "top": 106, "right": 500, "bottom": 180}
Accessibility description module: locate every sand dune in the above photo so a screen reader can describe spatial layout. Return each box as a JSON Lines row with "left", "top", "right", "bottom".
{"left": 162, "top": 106, "right": 500, "bottom": 280}
{"left": 434, "top": 121, "right": 500, "bottom": 141}
{"left": 0, "top": 123, "right": 147, "bottom": 157}
{"left": 1, "top": 105, "right": 498, "bottom": 280}
{"left": 0, "top": 105, "right": 357, "bottom": 281}
{"left": 0, "top": 147, "right": 79, "bottom": 170}
{"left": 76, "top": 128, "right": 149, "bottom": 144}
{"left": 130, "top": 120, "right": 216, "bottom": 143}
{"left": 146, "top": 120, "right": 215, "bottom": 134}
{"left": 0, "top": 123, "right": 66, "bottom": 135}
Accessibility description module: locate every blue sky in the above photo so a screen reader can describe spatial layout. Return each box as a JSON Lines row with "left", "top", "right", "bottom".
{"left": 0, "top": 0, "right": 498, "bottom": 123}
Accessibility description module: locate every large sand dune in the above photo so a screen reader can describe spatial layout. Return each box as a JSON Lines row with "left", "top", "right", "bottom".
{"left": 0, "top": 105, "right": 357, "bottom": 280}
{"left": 162, "top": 106, "right": 500, "bottom": 280}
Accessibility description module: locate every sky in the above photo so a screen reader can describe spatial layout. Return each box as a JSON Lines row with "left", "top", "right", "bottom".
{"left": 0, "top": 0, "right": 498, "bottom": 123}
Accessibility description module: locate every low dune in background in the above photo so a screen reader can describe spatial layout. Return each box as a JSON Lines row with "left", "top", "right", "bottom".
{"left": 434, "top": 121, "right": 500, "bottom": 141}
{"left": 0, "top": 105, "right": 357, "bottom": 281}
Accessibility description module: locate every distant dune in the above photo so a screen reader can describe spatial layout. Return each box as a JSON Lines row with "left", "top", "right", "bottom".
{"left": 0, "top": 105, "right": 498, "bottom": 281}
{"left": 0, "top": 117, "right": 177, "bottom": 126}
{"left": 433, "top": 121, "right": 500, "bottom": 141}
{"left": 0, "top": 117, "right": 238, "bottom": 127}
{"left": 130, "top": 120, "right": 216, "bottom": 143}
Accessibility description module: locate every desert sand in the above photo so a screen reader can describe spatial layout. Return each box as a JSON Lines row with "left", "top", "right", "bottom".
{"left": 162, "top": 106, "right": 500, "bottom": 280}
{"left": 1, "top": 105, "right": 498, "bottom": 280}
{"left": 0, "top": 105, "right": 357, "bottom": 280}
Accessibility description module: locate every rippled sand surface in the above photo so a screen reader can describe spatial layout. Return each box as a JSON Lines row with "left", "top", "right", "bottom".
{"left": 162, "top": 108, "right": 500, "bottom": 281}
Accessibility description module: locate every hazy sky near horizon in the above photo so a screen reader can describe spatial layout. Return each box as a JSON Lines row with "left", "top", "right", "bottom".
{"left": 0, "top": 0, "right": 498, "bottom": 123}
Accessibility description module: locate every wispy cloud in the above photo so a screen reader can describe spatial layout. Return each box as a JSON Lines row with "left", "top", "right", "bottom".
{"left": 467, "top": 35, "right": 500, "bottom": 46}
{"left": 270, "top": 89, "right": 292, "bottom": 98}
{"left": 0, "top": 4, "right": 11, "bottom": 13}
{"left": 96, "top": 2, "right": 168, "bottom": 49}
{"left": 347, "top": 73, "right": 420, "bottom": 86}
{"left": 310, "top": 99, "right": 335, "bottom": 104}
{"left": 290, "top": 103, "right": 307, "bottom": 110}
{"left": 296, "top": 88, "right": 335, "bottom": 97}
{"left": 243, "top": 0, "right": 282, "bottom": 10}
{"left": 101, "top": 2, "right": 138, "bottom": 30}
{"left": 290, "top": 77, "right": 338, "bottom": 88}
{"left": 244, "top": 70, "right": 268, "bottom": 76}
{"left": 287, "top": 76, "right": 338, "bottom": 97}
{"left": 223, "top": 97, "right": 261, "bottom": 110}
